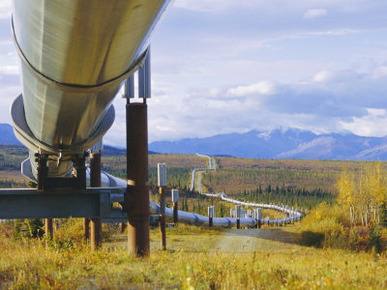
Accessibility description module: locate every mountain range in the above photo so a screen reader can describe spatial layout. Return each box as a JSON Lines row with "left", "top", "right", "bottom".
{"left": 2, "top": 123, "right": 387, "bottom": 160}
{"left": 0, "top": 124, "right": 22, "bottom": 145}
{"left": 149, "top": 128, "right": 387, "bottom": 161}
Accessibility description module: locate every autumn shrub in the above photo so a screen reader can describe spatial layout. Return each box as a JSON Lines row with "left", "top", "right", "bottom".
{"left": 381, "top": 227, "right": 387, "bottom": 251}
{"left": 369, "top": 224, "right": 383, "bottom": 254}
{"left": 13, "top": 219, "right": 44, "bottom": 239}
{"left": 300, "top": 202, "right": 348, "bottom": 248}
{"left": 53, "top": 219, "right": 84, "bottom": 243}
{"left": 337, "top": 162, "right": 387, "bottom": 226}
{"left": 347, "top": 226, "right": 370, "bottom": 251}
{"left": 301, "top": 202, "right": 387, "bottom": 253}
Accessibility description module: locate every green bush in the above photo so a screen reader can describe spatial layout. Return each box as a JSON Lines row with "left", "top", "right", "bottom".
{"left": 369, "top": 224, "right": 383, "bottom": 254}
{"left": 14, "top": 219, "right": 44, "bottom": 239}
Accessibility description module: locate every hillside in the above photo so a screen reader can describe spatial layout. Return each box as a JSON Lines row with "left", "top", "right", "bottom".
{"left": 149, "top": 129, "right": 387, "bottom": 161}
{"left": 0, "top": 124, "right": 22, "bottom": 145}
{"left": 3, "top": 122, "right": 387, "bottom": 160}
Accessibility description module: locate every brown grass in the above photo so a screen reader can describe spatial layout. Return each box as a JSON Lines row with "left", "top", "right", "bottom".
{"left": 1, "top": 222, "right": 386, "bottom": 289}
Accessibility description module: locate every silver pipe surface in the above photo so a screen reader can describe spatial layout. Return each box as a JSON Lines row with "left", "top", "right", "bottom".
{"left": 105, "top": 173, "right": 301, "bottom": 227}
{"left": 11, "top": 0, "right": 170, "bottom": 177}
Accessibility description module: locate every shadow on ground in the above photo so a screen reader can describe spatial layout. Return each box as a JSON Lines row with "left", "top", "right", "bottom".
{"left": 212, "top": 227, "right": 304, "bottom": 253}
{"left": 225, "top": 228, "right": 301, "bottom": 245}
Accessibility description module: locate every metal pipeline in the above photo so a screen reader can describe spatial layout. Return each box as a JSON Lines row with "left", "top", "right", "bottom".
{"left": 101, "top": 173, "right": 302, "bottom": 227}
{"left": 191, "top": 154, "right": 303, "bottom": 225}
{"left": 202, "top": 193, "right": 303, "bottom": 224}
{"left": 10, "top": 0, "right": 170, "bottom": 179}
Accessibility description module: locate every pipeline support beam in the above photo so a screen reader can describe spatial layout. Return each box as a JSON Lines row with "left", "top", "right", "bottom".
{"left": 90, "top": 152, "right": 102, "bottom": 251}
{"left": 0, "top": 187, "right": 125, "bottom": 219}
{"left": 173, "top": 202, "right": 178, "bottom": 224}
{"left": 84, "top": 218, "right": 90, "bottom": 241}
{"left": 125, "top": 103, "right": 150, "bottom": 257}
{"left": 45, "top": 218, "right": 53, "bottom": 240}
{"left": 159, "top": 186, "right": 166, "bottom": 250}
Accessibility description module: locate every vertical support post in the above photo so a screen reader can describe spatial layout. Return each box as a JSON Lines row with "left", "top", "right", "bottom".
{"left": 173, "top": 202, "right": 178, "bottom": 224}
{"left": 36, "top": 154, "right": 53, "bottom": 243}
{"left": 159, "top": 186, "right": 166, "bottom": 250}
{"left": 90, "top": 152, "right": 102, "bottom": 251}
{"left": 45, "top": 218, "right": 53, "bottom": 240}
{"left": 236, "top": 205, "right": 241, "bottom": 229}
{"left": 254, "top": 208, "right": 262, "bottom": 229}
{"left": 54, "top": 219, "right": 59, "bottom": 231}
{"left": 172, "top": 189, "right": 179, "bottom": 224}
{"left": 208, "top": 206, "right": 214, "bottom": 227}
{"left": 75, "top": 154, "right": 87, "bottom": 189}
{"left": 291, "top": 207, "right": 294, "bottom": 224}
{"left": 125, "top": 103, "right": 150, "bottom": 257}
{"left": 157, "top": 163, "right": 167, "bottom": 250}
{"left": 36, "top": 153, "right": 48, "bottom": 191}
{"left": 139, "top": 48, "right": 151, "bottom": 99}
{"left": 90, "top": 218, "right": 102, "bottom": 250}
{"left": 120, "top": 223, "right": 127, "bottom": 233}
{"left": 253, "top": 209, "right": 258, "bottom": 229}
{"left": 83, "top": 218, "right": 90, "bottom": 241}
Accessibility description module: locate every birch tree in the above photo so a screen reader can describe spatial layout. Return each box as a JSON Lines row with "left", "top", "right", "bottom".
{"left": 337, "top": 162, "right": 387, "bottom": 226}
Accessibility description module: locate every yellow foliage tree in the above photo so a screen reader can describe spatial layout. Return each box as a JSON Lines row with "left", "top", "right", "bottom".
{"left": 336, "top": 162, "right": 387, "bottom": 226}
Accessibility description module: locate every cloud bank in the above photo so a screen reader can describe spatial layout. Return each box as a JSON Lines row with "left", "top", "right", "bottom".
{"left": 1, "top": 0, "right": 387, "bottom": 147}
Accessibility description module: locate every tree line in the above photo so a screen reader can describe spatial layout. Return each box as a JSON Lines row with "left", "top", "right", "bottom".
{"left": 231, "top": 185, "right": 334, "bottom": 210}
{"left": 337, "top": 162, "right": 387, "bottom": 226}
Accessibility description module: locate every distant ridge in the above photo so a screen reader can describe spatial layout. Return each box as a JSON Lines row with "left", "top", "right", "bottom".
{"left": 0, "top": 124, "right": 22, "bottom": 145}
{"left": 0, "top": 124, "right": 157, "bottom": 156}
{"left": 149, "top": 129, "right": 387, "bottom": 161}
{"left": 3, "top": 123, "right": 387, "bottom": 160}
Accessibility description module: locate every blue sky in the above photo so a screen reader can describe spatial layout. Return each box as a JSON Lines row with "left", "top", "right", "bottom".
{"left": 1, "top": 1, "right": 387, "bottom": 147}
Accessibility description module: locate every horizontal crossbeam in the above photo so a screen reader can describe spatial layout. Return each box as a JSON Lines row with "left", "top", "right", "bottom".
{"left": 0, "top": 187, "right": 127, "bottom": 219}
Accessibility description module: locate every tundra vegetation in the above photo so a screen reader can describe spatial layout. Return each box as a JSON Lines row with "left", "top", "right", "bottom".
{"left": 0, "top": 146, "right": 386, "bottom": 288}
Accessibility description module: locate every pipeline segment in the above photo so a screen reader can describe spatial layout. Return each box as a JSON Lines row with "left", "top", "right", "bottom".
{"left": 191, "top": 154, "right": 303, "bottom": 225}
{"left": 103, "top": 173, "right": 301, "bottom": 227}
{"left": 11, "top": 0, "right": 170, "bottom": 179}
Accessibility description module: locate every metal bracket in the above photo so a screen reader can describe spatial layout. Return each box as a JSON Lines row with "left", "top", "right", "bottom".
{"left": 0, "top": 187, "right": 126, "bottom": 219}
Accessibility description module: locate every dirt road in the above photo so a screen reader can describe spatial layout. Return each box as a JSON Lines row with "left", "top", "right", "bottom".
{"left": 212, "top": 227, "right": 302, "bottom": 253}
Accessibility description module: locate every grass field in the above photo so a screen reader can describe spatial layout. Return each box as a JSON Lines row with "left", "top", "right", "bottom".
{"left": 0, "top": 147, "right": 386, "bottom": 288}
{"left": 0, "top": 222, "right": 386, "bottom": 289}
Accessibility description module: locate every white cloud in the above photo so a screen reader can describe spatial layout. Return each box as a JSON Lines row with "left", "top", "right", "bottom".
{"left": 0, "top": 85, "right": 20, "bottom": 123}
{"left": 173, "top": 0, "right": 264, "bottom": 13}
{"left": 0, "top": 65, "right": 18, "bottom": 75}
{"left": 372, "top": 66, "right": 387, "bottom": 79}
{"left": 313, "top": 70, "right": 332, "bottom": 83}
{"left": 340, "top": 108, "right": 387, "bottom": 137}
{"left": 303, "top": 9, "right": 328, "bottom": 19}
{"left": 0, "top": 0, "right": 11, "bottom": 20}
{"left": 226, "top": 81, "right": 276, "bottom": 97}
{"left": 3, "top": 0, "right": 387, "bottom": 147}
{"left": 367, "top": 108, "right": 386, "bottom": 116}
{"left": 312, "top": 69, "right": 360, "bottom": 84}
{"left": 104, "top": 64, "right": 387, "bottom": 146}
{"left": 308, "top": 29, "right": 358, "bottom": 37}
